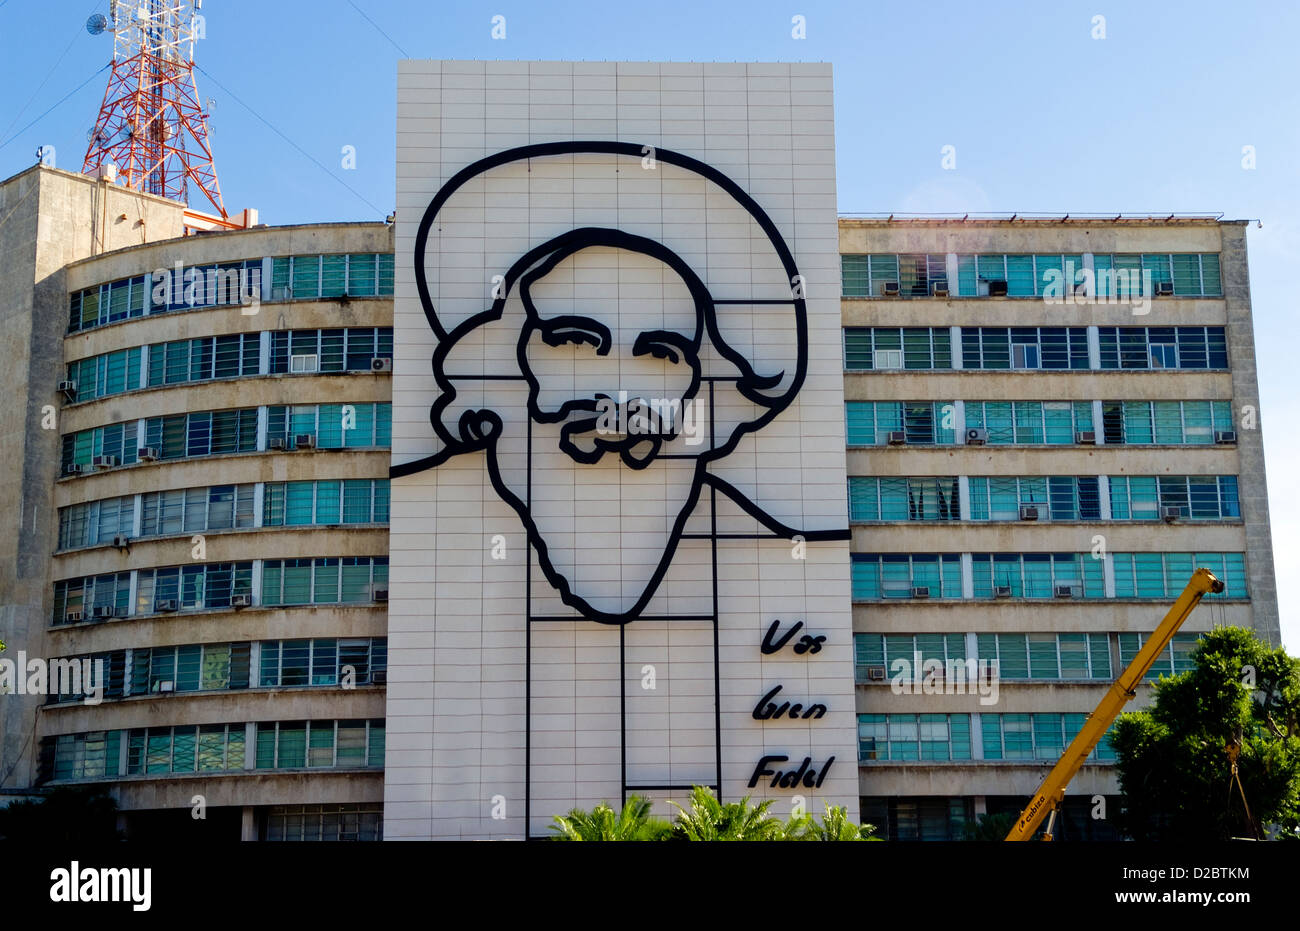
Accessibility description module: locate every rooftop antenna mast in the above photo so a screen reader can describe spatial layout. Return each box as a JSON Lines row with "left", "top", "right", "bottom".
{"left": 83, "top": 0, "right": 225, "bottom": 217}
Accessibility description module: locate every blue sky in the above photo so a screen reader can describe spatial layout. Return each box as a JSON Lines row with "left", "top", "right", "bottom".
{"left": 2, "top": 0, "right": 1296, "bottom": 648}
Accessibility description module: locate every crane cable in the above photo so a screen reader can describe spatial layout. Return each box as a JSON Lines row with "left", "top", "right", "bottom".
{"left": 1224, "top": 740, "right": 1262, "bottom": 839}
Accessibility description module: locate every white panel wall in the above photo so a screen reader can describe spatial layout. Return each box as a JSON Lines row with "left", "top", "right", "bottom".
{"left": 388, "top": 60, "right": 853, "bottom": 839}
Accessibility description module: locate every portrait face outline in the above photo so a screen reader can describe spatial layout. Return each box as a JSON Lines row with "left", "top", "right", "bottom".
{"left": 395, "top": 141, "right": 835, "bottom": 625}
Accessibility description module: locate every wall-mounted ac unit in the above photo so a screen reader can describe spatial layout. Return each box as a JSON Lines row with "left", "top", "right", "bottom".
{"left": 137, "top": 447, "right": 161, "bottom": 461}
{"left": 1214, "top": 430, "right": 1237, "bottom": 444}
{"left": 294, "top": 433, "right": 317, "bottom": 450}
{"left": 880, "top": 280, "right": 900, "bottom": 297}
{"left": 1075, "top": 431, "right": 1097, "bottom": 445}
{"left": 231, "top": 593, "right": 253, "bottom": 609}
{"left": 155, "top": 680, "right": 175, "bottom": 693}
{"left": 909, "top": 586, "right": 931, "bottom": 599}
{"left": 154, "top": 599, "right": 178, "bottom": 613}
{"left": 62, "top": 463, "right": 83, "bottom": 476}
{"left": 371, "top": 670, "right": 388, "bottom": 685}
{"left": 865, "top": 665, "right": 887, "bottom": 681}
{"left": 1155, "top": 280, "right": 1175, "bottom": 296}
{"left": 372, "top": 585, "right": 389, "bottom": 603}
{"left": 64, "top": 611, "right": 83, "bottom": 623}
{"left": 930, "top": 280, "right": 950, "bottom": 297}
{"left": 290, "top": 353, "right": 319, "bottom": 374}
{"left": 886, "top": 431, "right": 907, "bottom": 446}
{"left": 92, "top": 455, "right": 118, "bottom": 468}
{"left": 987, "top": 279, "right": 1009, "bottom": 297}
{"left": 1054, "top": 584, "right": 1080, "bottom": 599}
{"left": 111, "top": 534, "right": 130, "bottom": 550}
{"left": 1018, "top": 505, "right": 1040, "bottom": 521}
{"left": 370, "top": 356, "right": 393, "bottom": 373}
{"left": 1161, "top": 506, "right": 1182, "bottom": 522}
{"left": 92, "top": 605, "right": 114, "bottom": 619}
{"left": 268, "top": 436, "right": 287, "bottom": 450}
{"left": 966, "top": 428, "right": 989, "bottom": 446}
{"left": 57, "top": 381, "right": 78, "bottom": 401}
{"left": 994, "top": 585, "right": 1013, "bottom": 598}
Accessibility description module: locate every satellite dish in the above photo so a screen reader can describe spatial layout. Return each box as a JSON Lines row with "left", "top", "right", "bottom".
{"left": 86, "top": 127, "right": 109, "bottom": 147}
{"left": 86, "top": 13, "right": 108, "bottom": 35}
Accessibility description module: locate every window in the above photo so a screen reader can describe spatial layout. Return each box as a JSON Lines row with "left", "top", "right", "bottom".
{"left": 840, "top": 254, "right": 944, "bottom": 297}
{"left": 858, "top": 714, "right": 971, "bottom": 761}
{"left": 845, "top": 402, "right": 956, "bottom": 446}
{"left": 261, "top": 557, "right": 388, "bottom": 606}
{"left": 976, "top": 633, "right": 1112, "bottom": 680}
{"left": 964, "top": 401, "right": 1093, "bottom": 445}
{"left": 57, "top": 496, "right": 135, "bottom": 549}
{"left": 854, "top": 633, "right": 967, "bottom": 681}
{"left": 269, "top": 254, "right": 394, "bottom": 300}
{"left": 1118, "top": 633, "right": 1202, "bottom": 680}
{"left": 129, "top": 643, "right": 251, "bottom": 695}
{"left": 258, "top": 638, "right": 387, "bottom": 687}
{"left": 138, "top": 484, "right": 256, "bottom": 536}
{"left": 43, "top": 731, "right": 123, "bottom": 781}
{"left": 955, "top": 254, "right": 1084, "bottom": 297}
{"left": 266, "top": 403, "right": 392, "bottom": 449}
{"left": 848, "top": 477, "right": 960, "bottom": 522}
{"left": 145, "top": 334, "right": 260, "bottom": 387}
{"left": 67, "top": 274, "right": 150, "bottom": 332}
{"left": 843, "top": 328, "right": 952, "bottom": 371}
{"left": 1110, "top": 552, "right": 1246, "bottom": 599}
{"left": 254, "top": 720, "right": 384, "bottom": 770}
{"left": 961, "top": 327, "right": 1089, "bottom": 370}
{"left": 981, "top": 714, "right": 1116, "bottom": 762}
{"left": 269, "top": 328, "right": 394, "bottom": 374}
{"left": 264, "top": 804, "right": 383, "bottom": 842}
{"left": 263, "top": 480, "right": 390, "bottom": 526}
{"left": 1109, "top": 475, "right": 1239, "bottom": 520}
{"left": 970, "top": 553, "right": 1105, "bottom": 598}
{"left": 860, "top": 797, "right": 973, "bottom": 842}
{"left": 134, "top": 563, "right": 253, "bottom": 614}
{"left": 851, "top": 554, "right": 962, "bottom": 600}
{"left": 52, "top": 573, "right": 130, "bottom": 625}
{"left": 124, "top": 724, "right": 245, "bottom": 774}
{"left": 44, "top": 651, "right": 127, "bottom": 704}
{"left": 1101, "top": 401, "right": 1233, "bottom": 445}
{"left": 65, "top": 348, "right": 143, "bottom": 401}
{"left": 1093, "top": 253, "right": 1221, "bottom": 297}
{"left": 1098, "top": 326, "right": 1227, "bottom": 370}
{"left": 967, "top": 476, "right": 1100, "bottom": 521}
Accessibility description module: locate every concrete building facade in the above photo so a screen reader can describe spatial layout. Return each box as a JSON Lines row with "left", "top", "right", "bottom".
{"left": 0, "top": 62, "right": 1279, "bottom": 842}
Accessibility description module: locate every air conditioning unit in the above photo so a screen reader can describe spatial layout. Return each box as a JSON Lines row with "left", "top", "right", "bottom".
{"left": 294, "top": 433, "right": 317, "bottom": 450}
{"left": 268, "top": 436, "right": 287, "bottom": 450}
{"left": 371, "top": 585, "right": 389, "bottom": 603}
{"left": 231, "top": 593, "right": 253, "bottom": 609}
{"left": 1161, "top": 505, "right": 1182, "bottom": 522}
{"left": 137, "top": 446, "right": 161, "bottom": 461}
{"left": 966, "top": 428, "right": 989, "bottom": 446}
{"left": 910, "top": 586, "right": 931, "bottom": 599}
{"left": 1155, "top": 280, "right": 1175, "bottom": 296}
{"left": 92, "top": 455, "right": 118, "bottom": 468}
{"left": 1054, "top": 584, "right": 1080, "bottom": 599}
{"left": 290, "top": 353, "right": 319, "bottom": 374}
{"left": 371, "top": 670, "right": 388, "bottom": 685}
{"left": 1075, "top": 431, "right": 1097, "bottom": 445}
{"left": 865, "top": 664, "right": 887, "bottom": 682}
{"left": 156, "top": 680, "right": 175, "bottom": 693}
{"left": 1018, "top": 505, "right": 1040, "bottom": 521}
{"left": 111, "top": 534, "right": 130, "bottom": 550}
{"left": 880, "top": 280, "right": 900, "bottom": 297}
{"left": 1214, "top": 430, "right": 1237, "bottom": 444}
{"left": 987, "top": 279, "right": 1009, "bottom": 297}
{"left": 930, "top": 280, "right": 950, "bottom": 297}
{"left": 154, "top": 599, "right": 178, "bottom": 613}
{"left": 64, "top": 611, "right": 83, "bottom": 623}
{"left": 886, "top": 431, "right": 907, "bottom": 446}
{"left": 994, "top": 585, "right": 1013, "bottom": 598}
{"left": 57, "top": 381, "right": 78, "bottom": 401}
{"left": 92, "top": 605, "right": 114, "bottom": 619}
{"left": 370, "top": 356, "right": 393, "bottom": 373}
{"left": 62, "top": 463, "right": 83, "bottom": 476}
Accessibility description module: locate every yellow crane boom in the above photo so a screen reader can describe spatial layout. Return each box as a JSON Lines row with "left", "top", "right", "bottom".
{"left": 1004, "top": 567, "right": 1224, "bottom": 841}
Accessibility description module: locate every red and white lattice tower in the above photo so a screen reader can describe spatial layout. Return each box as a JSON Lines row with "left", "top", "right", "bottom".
{"left": 83, "top": 0, "right": 225, "bottom": 217}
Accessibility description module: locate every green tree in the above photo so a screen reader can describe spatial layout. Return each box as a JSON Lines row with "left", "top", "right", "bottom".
{"left": 549, "top": 795, "right": 673, "bottom": 841}
{"left": 669, "top": 786, "right": 794, "bottom": 841}
{"left": 963, "top": 811, "right": 1017, "bottom": 841}
{"left": 791, "top": 802, "right": 880, "bottom": 841}
{"left": 1111, "top": 626, "right": 1300, "bottom": 841}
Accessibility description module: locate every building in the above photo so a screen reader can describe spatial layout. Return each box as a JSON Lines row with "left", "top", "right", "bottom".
{"left": 0, "top": 61, "right": 1278, "bottom": 842}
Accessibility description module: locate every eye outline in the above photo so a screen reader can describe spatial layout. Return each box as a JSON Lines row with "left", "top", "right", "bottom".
{"left": 536, "top": 315, "right": 611, "bottom": 355}
{"left": 633, "top": 329, "right": 695, "bottom": 367}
